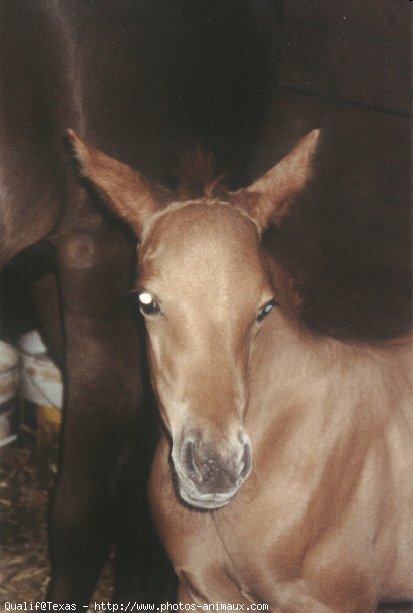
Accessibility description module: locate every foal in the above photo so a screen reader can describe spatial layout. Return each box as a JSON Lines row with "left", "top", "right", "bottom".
{"left": 67, "top": 130, "right": 413, "bottom": 611}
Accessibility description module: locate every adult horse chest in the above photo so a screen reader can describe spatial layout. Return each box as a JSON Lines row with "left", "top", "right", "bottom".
{"left": 67, "top": 129, "right": 413, "bottom": 612}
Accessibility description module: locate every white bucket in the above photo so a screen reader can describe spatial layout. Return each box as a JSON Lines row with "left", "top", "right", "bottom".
{"left": 0, "top": 340, "right": 20, "bottom": 447}
{"left": 18, "top": 330, "right": 63, "bottom": 432}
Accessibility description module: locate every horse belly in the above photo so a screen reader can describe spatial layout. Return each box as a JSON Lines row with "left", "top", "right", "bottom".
{"left": 0, "top": 1, "right": 77, "bottom": 265}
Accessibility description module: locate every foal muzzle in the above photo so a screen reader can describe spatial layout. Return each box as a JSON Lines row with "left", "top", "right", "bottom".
{"left": 173, "top": 430, "right": 252, "bottom": 510}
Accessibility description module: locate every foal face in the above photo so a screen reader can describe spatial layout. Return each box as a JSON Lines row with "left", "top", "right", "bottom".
{"left": 66, "top": 127, "right": 319, "bottom": 509}
{"left": 138, "top": 201, "right": 274, "bottom": 508}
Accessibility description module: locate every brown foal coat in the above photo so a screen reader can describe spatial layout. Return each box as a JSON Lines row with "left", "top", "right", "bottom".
{"left": 68, "top": 130, "right": 413, "bottom": 612}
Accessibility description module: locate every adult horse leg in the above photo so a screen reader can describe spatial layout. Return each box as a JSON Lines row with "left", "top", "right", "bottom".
{"left": 47, "top": 211, "right": 167, "bottom": 607}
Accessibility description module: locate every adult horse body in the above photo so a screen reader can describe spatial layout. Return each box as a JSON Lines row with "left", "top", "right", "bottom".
{"left": 0, "top": 1, "right": 280, "bottom": 606}
{"left": 68, "top": 130, "right": 413, "bottom": 611}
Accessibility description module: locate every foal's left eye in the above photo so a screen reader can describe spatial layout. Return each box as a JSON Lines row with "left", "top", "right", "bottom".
{"left": 137, "top": 291, "right": 161, "bottom": 316}
{"left": 256, "top": 299, "right": 276, "bottom": 322}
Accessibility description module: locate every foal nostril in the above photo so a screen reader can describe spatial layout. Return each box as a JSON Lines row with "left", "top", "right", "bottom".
{"left": 182, "top": 440, "right": 203, "bottom": 483}
{"left": 240, "top": 439, "right": 252, "bottom": 479}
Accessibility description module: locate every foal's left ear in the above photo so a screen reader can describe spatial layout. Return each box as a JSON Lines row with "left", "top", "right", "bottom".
{"left": 65, "top": 130, "right": 159, "bottom": 238}
{"left": 232, "top": 130, "right": 321, "bottom": 233}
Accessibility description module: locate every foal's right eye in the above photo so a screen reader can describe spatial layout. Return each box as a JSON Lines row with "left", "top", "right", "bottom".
{"left": 137, "top": 291, "right": 161, "bottom": 316}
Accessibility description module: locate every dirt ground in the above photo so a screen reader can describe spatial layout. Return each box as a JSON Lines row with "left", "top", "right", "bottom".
{"left": 0, "top": 434, "right": 113, "bottom": 607}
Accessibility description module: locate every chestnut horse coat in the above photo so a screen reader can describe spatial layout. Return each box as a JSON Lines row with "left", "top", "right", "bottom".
{"left": 67, "top": 130, "right": 413, "bottom": 611}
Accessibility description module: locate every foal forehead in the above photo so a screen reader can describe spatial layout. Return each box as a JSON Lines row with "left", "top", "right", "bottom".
{"left": 141, "top": 200, "right": 259, "bottom": 267}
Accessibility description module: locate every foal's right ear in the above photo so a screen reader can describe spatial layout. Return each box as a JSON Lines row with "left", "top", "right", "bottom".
{"left": 65, "top": 130, "right": 159, "bottom": 238}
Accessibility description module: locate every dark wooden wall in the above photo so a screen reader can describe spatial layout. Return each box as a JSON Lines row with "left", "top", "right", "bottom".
{"left": 278, "top": 0, "right": 410, "bottom": 114}
{"left": 254, "top": 0, "right": 412, "bottom": 340}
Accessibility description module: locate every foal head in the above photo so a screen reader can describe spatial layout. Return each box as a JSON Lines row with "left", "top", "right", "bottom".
{"left": 67, "top": 129, "right": 319, "bottom": 509}
{"left": 137, "top": 201, "right": 270, "bottom": 507}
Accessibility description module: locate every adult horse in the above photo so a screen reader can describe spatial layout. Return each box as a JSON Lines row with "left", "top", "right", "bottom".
{"left": 0, "top": 1, "right": 280, "bottom": 606}
{"left": 67, "top": 129, "right": 413, "bottom": 611}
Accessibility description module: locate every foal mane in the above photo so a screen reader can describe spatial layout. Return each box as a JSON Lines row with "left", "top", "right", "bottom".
{"left": 172, "top": 147, "right": 227, "bottom": 201}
